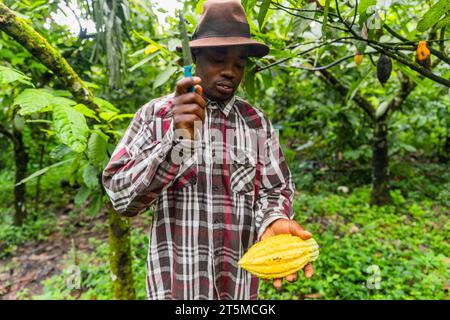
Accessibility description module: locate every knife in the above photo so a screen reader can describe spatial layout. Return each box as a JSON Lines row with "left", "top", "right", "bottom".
{"left": 178, "top": 9, "right": 195, "bottom": 93}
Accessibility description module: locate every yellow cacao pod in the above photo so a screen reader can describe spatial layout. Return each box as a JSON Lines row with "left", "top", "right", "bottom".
{"left": 354, "top": 53, "right": 363, "bottom": 65}
{"left": 238, "top": 234, "right": 319, "bottom": 279}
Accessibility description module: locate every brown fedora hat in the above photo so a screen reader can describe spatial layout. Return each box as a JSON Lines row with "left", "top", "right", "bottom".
{"left": 176, "top": 0, "right": 269, "bottom": 58}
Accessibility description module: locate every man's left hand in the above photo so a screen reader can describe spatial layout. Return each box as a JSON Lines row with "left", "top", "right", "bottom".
{"left": 260, "top": 219, "right": 314, "bottom": 290}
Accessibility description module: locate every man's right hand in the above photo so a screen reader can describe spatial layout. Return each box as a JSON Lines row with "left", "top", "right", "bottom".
{"left": 173, "top": 76, "right": 206, "bottom": 140}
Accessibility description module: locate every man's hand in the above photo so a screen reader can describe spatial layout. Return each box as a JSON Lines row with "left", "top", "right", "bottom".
{"left": 260, "top": 219, "right": 314, "bottom": 290}
{"left": 173, "top": 76, "right": 206, "bottom": 140}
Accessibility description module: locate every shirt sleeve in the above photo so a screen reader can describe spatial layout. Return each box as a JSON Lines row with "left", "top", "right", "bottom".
{"left": 254, "top": 118, "right": 296, "bottom": 241}
{"left": 102, "top": 99, "right": 198, "bottom": 216}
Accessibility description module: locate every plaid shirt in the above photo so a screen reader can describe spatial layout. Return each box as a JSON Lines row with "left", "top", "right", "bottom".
{"left": 102, "top": 93, "right": 295, "bottom": 300}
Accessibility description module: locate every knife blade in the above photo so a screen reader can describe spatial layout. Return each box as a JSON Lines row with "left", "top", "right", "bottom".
{"left": 178, "top": 9, "right": 195, "bottom": 93}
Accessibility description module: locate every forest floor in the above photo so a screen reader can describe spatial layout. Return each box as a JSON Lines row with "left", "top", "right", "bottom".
{"left": 0, "top": 204, "right": 150, "bottom": 300}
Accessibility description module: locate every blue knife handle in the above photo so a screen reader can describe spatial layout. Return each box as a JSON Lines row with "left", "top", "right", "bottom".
{"left": 184, "top": 65, "right": 195, "bottom": 93}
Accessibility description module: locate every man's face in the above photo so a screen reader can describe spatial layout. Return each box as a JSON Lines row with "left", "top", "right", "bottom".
{"left": 194, "top": 46, "right": 248, "bottom": 101}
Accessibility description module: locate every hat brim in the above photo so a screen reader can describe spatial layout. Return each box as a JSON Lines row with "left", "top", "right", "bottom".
{"left": 176, "top": 37, "right": 269, "bottom": 58}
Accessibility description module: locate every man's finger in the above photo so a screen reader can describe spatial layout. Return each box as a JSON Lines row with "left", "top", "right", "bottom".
{"left": 273, "top": 278, "right": 282, "bottom": 290}
{"left": 303, "top": 263, "right": 314, "bottom": 278}
{"left": 174, "top": 104, "right": 205, "bottom": 122}
{"left": 289, "top": 221, "right": 312, "bottom": 240}
{"left": 285, "top": 272, "right": 297, "bottom": 283}
{"left": 260, "top": 228, "right": 275, "bottom": 241}
{"left": 175, "top": 76, "right": 202, "bottom": 95}
{"left": 194, "top": 84, "right": 203, "bottom": 97}
{"left": 174, "top": 91, "right": 206, "bottom": 109}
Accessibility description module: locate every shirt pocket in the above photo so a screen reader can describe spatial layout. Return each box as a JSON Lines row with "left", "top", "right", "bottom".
{"left": 229, "top": 158, "right": 257, "bottom": 195}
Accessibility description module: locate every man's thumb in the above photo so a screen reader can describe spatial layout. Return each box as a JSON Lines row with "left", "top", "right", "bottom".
{"left": 291, "top": 222, "right": 312, "bottom": 240}
{"left": 195, "top": 84, "right": 203, "bottom": 96}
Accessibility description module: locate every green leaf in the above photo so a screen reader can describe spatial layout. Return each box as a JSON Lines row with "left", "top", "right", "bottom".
{"left": 14, "top": 89, "right": 54, "bottom": 115}
{"left": 74, "top": 185, "right": 91, "bottom": 207}
{"left": 15, "top": 158, "right": 73, "bottom": 186}
{"left": 358, "top": 0, "right": 377, "bottom": 15}
{"left": 435, "top": 14, "right": 450, "bottom": 29}
{"left": 108, "top": 113, "right": 135, "bottom": 121}
{"left": 83, "top": 164, "right": 99, "bottom": 190}
{"left": 195, "top": 0, "right": 207, "bottom": 14}
{"left": 242, "top": 0, "right": 258, "bottom": 14}
{"left": 129, "top": 51, "right": 160, "bottom": 72}
{"left": 398, "top": 142, "right": 417, "bottom": 153}
{"left": 50, "top": 145, "right": 73, "bottom": 160}
{"left": 52, "top": 97, "right": 77, "bottom": 108}
{"left": 93, "top": 97, "right": 119, "bottom": 113}
{"left": 417, "top": 0, "right": 450, "bottom": 32}
{"left": 99, "top": 111, "right": 118, "bottom": 122}
{"left": 153, "top": 66, "right": 178, "bottom": 89}
{"left": 0, "top": 65, "right": 32, "bottom": 86}
{"left": 131, "top": 31, "right": 169, "bottom": 55}
{"left": 86, "top": 192, "right": 104, "bottom": 216}
{"left": 87, "top": 132, "right": 108, "bottom": 167}
{"left": 68, "top": 154, "right": 81, "bottom": 186}
{"left": 73, "top": 104, "right": 100, "bottom": 122}
{"left": 358, "top": 0, "right": 377, "bottom": 25}
{"left": 258, "top": 0, "right": 271, "bottom": 30}
{"left": 53, "top": 105, "right": 89, "bottom": 153}
{"left": 292, "top": 2, "right": 316, "bottom": 36}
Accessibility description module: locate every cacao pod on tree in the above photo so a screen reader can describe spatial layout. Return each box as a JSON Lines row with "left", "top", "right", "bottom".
{"left": 377, "top": 54, "right": 392, "bottom": 86}
{"left": 354, "top": 52, "right": 363, "bottom": 65}
{"left": 416, "top": 40, "right": 431, "bottom": 69}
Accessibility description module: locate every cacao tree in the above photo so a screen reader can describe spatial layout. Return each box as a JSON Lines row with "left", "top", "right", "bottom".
{"left": 244, "top": 0, "right": 450, "bottom": 205}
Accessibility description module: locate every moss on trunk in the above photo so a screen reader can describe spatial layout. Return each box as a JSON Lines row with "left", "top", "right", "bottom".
{"left": 108, "top": 207, "right": 136, "bottom": 300}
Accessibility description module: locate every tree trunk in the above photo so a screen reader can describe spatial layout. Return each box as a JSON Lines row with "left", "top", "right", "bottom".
{"left": 12, "top": 126, "right": 28, "bottom": 225}
{"left": 107, "top": 206, "right": 136, "bottom": 300}
{"left": 440, "top": 120, "right": 450, "bottom": 163}
{"left": 370, "top": 119, "right": 392, "bottom": 206}
{"left": 34, "top": 139, "right": 45, "bottom": 212}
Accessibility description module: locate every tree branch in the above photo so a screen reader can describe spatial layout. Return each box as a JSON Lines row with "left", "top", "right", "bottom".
{"left": 383, "top": 24, "right": 450, "bottom": 66}
{"left": 256, "top": 37, "right": 356, "bottom": 72}
{"left": 0, "top": 3, "right": 96, "bottom": 108}
{"left": 280, "top": 52, "right": 377, "bottom": 71}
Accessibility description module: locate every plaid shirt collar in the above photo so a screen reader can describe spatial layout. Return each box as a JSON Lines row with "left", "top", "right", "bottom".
{"left": 204, "top": 95, "right": 236, "bottom": 118}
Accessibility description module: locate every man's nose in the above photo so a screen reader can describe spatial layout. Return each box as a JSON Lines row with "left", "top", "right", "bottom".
{"left": 220, "top": 62, "right": 236, "bottom": 79}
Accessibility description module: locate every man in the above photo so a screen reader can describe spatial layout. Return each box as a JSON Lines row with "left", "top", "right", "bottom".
{"left": 102, "top": 0, "right": 314, "bottom": 300}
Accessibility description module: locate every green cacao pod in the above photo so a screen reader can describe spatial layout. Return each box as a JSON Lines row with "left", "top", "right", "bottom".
{"left": 377, "top": 54, "right": 392, "bottom": 86}
{"left": 238, "top": 234, "right": 319, "bottom": 279}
